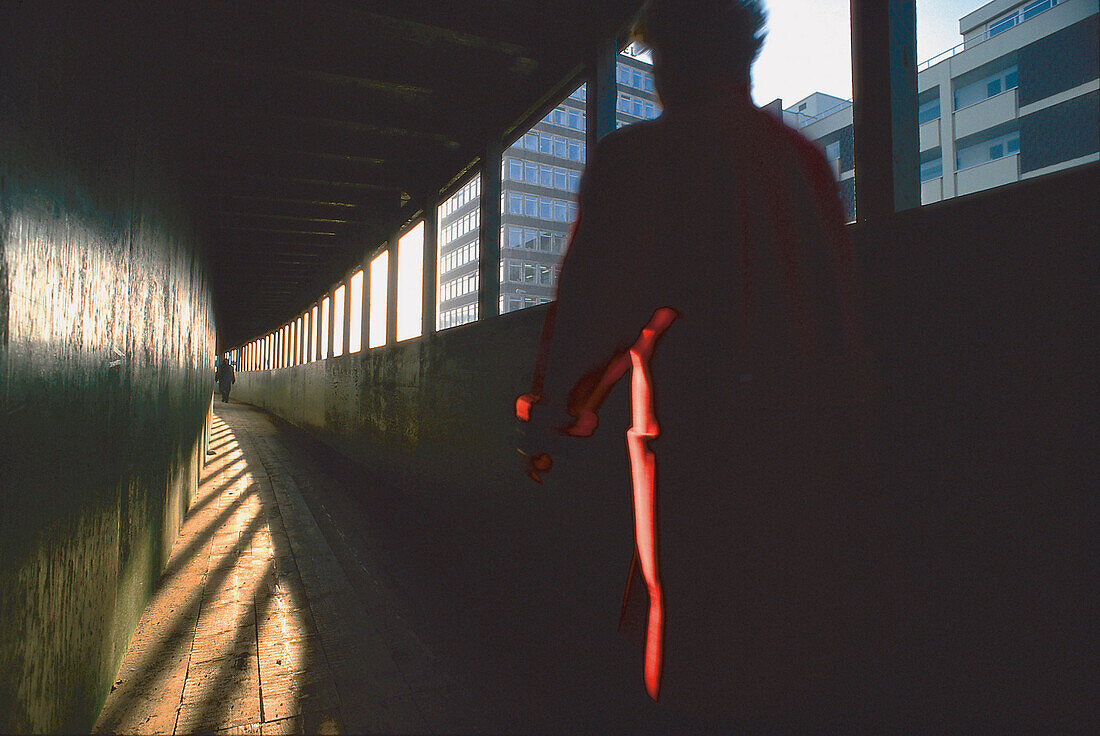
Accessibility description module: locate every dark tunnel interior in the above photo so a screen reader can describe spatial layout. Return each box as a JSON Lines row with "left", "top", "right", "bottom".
{"left": 1, "top": 1, "right": 1095, "bottom": 733}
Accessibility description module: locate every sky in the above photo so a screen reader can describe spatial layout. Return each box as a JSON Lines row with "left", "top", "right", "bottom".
{"left": 749, "top": 1, "right": 984, "bottom": 107}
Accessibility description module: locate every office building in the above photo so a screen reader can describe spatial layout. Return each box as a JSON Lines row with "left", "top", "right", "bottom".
{"left": 437, "top": 44, "right": 661, "bottom": 326}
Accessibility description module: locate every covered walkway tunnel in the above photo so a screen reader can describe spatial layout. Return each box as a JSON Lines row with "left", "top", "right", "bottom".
{"left": 2, "top": 1, "right": 1095, "bottom": 733}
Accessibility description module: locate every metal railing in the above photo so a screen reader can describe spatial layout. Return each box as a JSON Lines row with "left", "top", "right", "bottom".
{"left": 793, "top": 99, "right": 853, "bottom": 128}
{"left": 917, "top": 0, "right": 1059, "bottom": 72}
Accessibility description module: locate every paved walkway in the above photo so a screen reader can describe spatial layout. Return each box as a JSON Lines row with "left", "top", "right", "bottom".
{"left": 94, "top": 402, "right": 445, "bottom": 735}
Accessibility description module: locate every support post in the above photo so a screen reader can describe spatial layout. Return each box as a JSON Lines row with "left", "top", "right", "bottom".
{"left": 589, "top": 37, "right": 619, "bottom": 149}
{"left": 326, "top": 288, "right": 336, "bottom": 359}
{"left": 360, "top": 255, "right": 371, "bottom": 351}
{"left": 386, "top": 240, "right": 399, "bottom": 346}
{"left": 850, "top": 0, "right": 920, "bottom": 219}
{"left": 422, "top": 197, "right": 439, "bottom": 334}
{"left": 342, "top": 274, "right": 352, "bottom": 356}
{"left": 478, "top": 139, "right": 502, "bottom": 321}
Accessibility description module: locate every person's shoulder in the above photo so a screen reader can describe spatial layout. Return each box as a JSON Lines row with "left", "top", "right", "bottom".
{"left": 753, "top": 106, "right": 831, "bottom": 166}
{"left": 591, "top": 119, "right": 666, "bottom": 161}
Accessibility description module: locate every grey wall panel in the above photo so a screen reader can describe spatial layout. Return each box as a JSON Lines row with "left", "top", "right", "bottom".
{"left": 1018, "top": 14, "right": 1099, "bottom": 106}
{"left": 1020, "top": 90, "right": 1100, "bottom": 172}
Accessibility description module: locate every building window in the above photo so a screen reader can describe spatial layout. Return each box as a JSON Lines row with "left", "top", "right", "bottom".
{"left": 507, "top": 226, "right": 523, "bottom": 249}
{"left": 988, "top": 14, "right": 1017, "bottom": 37}
{"left": 918, "top": 97, "right": 941, "bottom": 125}
{"left": 1022, "top": 0, "right": 1056, "bottom": 22}
{"left": 920, "top": 158, "right": 943, "bottom": 182}
{"left": 956, "top": 131, "right": 1020, "bottom": 170}
{"left": 954, "top": 65, "right": 1018, "bottom": 110}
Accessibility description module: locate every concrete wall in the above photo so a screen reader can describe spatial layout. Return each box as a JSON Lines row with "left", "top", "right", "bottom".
{"left": 235, "top": 162, "right": 1096, "bottom": 727}
{"left": 0, "top": 12, "right": 216, "bottom": 733}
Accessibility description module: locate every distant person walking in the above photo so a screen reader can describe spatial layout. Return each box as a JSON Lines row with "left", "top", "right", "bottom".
{"left": 517, "top": 0, "right": 873, "bottom": 728}
{"left": 215, "top": 356, "right": 235, "bottom": 403}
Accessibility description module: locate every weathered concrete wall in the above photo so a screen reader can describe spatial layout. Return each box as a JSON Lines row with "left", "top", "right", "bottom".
{"left": 235, "top": 162, "right": 1096, "bottom": 727}
{"left": 236, "top": 308, "right": 551, "bottom": 508}
{"left": 0, "top": 14, "right": 217, "bottom": 733}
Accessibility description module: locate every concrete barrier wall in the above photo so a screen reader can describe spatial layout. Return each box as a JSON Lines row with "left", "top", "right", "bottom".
{"left": 235, "top": 162, "right": 1096, "bottom": 726}
{"left": 0, "top": 17, "right": 217, "bottom": 732}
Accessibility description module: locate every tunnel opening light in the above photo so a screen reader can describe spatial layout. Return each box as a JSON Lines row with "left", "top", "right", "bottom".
{"left": 397, "top": 222, "right": 424, "bottom": 341}
{"left": 333, "top": 284, "right": 346, "bottom": 357}
{"left": 349, "top": 270, "right": 364, "bottom": 353}
{"left": 320, "top": 297, "right": 330, "bottom": 358}
{"left": 369, "top": 251, "right": 388, "bottom": 349}
{"left": 311, "top": 305, "right": 319, "bottom": 361}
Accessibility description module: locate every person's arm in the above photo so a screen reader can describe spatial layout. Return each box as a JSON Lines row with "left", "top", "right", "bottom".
{"left": 517, "top": 133, "right": 653, "bottom": 478}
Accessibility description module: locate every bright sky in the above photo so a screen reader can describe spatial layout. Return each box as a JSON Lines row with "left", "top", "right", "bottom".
{"left": 749, "top": 0, "right": 983, "bottom": 107}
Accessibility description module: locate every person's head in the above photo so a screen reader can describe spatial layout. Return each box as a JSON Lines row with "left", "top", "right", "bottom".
{"left": 639, "top": 0, "right": 767, "bottom": 108}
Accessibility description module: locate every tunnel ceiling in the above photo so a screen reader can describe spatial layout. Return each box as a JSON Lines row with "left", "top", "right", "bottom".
{"left": 150, "top": 0, "right": 646, "bottom": 348}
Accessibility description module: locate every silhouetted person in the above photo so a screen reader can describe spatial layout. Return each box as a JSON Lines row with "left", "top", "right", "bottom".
{"left": 517, "top": 0, "right": 873, "bottom": 728}
{"left": 216, "top": 356, "right": 235, "bottom": 403}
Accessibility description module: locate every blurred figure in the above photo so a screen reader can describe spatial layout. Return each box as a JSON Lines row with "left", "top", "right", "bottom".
{"left": 517, "top": 0, "right": 873, "bottom": 728}
{"left": 215, "top": 355, "right": 235, "bottom": 403}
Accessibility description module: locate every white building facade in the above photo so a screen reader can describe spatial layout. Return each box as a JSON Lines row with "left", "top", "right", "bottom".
{"left": 777, "top": 0, "right": 1098, "bottom": 217}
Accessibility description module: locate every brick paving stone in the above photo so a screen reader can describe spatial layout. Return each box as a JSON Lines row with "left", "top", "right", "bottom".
{"left": 93, "top": 403, "right": 451, "bottom": 734}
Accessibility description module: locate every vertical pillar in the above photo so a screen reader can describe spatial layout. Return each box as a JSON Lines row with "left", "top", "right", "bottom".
{"left": 365, "top": 257, "right": 378, "bottom": 352}
{"left": 297, "top": 315, "right": 304, "bottom": 365}
{"left": 850, "top": 0, "right": 919, "bottom": 219}
{"left": 342, "top": 276, "right": 352, "bottom": 356}
{"left": 326, "top": 289, "right": 336, "bottom": 359}
{"left": 311, "top": 304, "right": 319, "bottom": 361}
{"left": 422, "top": 198, "right": 439, "bottom": 334}
{"left": 307, "top": 309, "right": 314, "bottom": 362}
{"left": 938, "top": 69, "right": 957, "bottom": 199}
{"left": 589, "top": 37, "right": 618, "bottom": 149}
{"left": 478, "top": 138, "right": 502, "bottom": 321}
{"left": 386, "top": 241, "right": 399, "bottom": 346}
